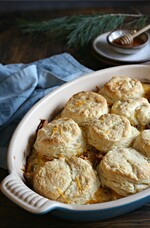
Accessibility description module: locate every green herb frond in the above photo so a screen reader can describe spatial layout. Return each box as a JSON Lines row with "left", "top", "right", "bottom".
{"left": 16, "top": 13, "right": 150, "bottom": 48}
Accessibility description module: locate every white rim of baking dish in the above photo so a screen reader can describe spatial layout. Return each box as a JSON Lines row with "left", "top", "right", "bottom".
{"left": 1, "top": 64, "right": 150, "bottom": 214}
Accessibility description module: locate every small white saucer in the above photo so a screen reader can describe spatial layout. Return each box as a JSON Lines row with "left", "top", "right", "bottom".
{"left": 93, "top": 32, "right": 150, "bottom": 64}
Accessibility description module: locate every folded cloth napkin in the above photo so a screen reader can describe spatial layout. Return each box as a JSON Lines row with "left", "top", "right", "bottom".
{"left": 0, "top": 53, "right": 93, "bottom": 169}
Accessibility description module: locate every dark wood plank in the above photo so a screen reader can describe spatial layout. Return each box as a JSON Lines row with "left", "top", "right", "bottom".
{"left": 1, "top": 3, "right": 150, "bottom": 227}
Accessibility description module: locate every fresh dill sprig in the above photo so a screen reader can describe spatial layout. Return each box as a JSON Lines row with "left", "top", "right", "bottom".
{"left": 17, "top": 13, "right": 150, "bottom": 48}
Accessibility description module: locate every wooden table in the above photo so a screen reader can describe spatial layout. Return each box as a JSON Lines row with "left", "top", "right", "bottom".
{"left": 1, "top": 2, "right": 150, "bottom": 227}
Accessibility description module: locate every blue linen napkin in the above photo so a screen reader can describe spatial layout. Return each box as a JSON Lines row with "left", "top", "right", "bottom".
{"left": 0, "top": 53, "right": 93, "bottom": 169}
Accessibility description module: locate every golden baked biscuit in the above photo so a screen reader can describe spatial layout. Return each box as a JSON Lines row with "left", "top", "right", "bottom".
{"left": 97, "top": 147, "right": 150, "bottom": 196}
{"left": 111, "top": 97, "right": 150, "bottom": 127}
{"left": 87, "top": 113, "right": 139, "bottom": 153}
{"left": 33, "top": 158, "right": 72, "bottom": 201}
{"left": 61, "top": 91, "right": 108, "bottom": 125}
{"left": 33, "top": 118, "right": 86, "bottom": 159}
{"left": 133, "top": 130, "right": 150, "bottom": 158}
{"left": 99, "top": 76, "right": 144, "bottom": 105}
{"left": 33, "top": 157, "right": 100, "bottom": 204}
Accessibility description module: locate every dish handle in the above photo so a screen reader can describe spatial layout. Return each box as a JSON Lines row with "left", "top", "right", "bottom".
{"left": 1, "top": 173, "right": 57, "bottom": 214}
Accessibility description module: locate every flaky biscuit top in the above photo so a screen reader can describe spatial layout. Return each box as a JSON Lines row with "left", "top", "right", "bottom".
{"left": 97, "top": 147, "right": 150, "bottom": 196}
{"left": 133, "top": 130, "right": 150, "bottom": 158}
{"left": 111, "top": 97, "right": 150, "bottom": 127}
{"left": 99, "top": 76, "right": 144, "bottom": 105}
{"left": 89, "top": 114, "right": 131, "bottom": 141}
{"left": 33, "top": 117, "right": 86, "bottom": 158}
{"left": 87, "top": 113, "right": 139, "bottom": 152}
{"left": 33, "top": 157, "right": 100, "bottom": 204}
{"left": 61, "top": 91, "right": 108, "bottom": 125}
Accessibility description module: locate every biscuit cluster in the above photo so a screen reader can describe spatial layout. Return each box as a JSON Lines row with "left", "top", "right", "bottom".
{"left": 25, "top": 76, "right": 150, "bottom": 205}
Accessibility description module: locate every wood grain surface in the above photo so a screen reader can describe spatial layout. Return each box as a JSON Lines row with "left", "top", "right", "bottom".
{"left": 1, "top": 2, "right": 150, "bottom": 227}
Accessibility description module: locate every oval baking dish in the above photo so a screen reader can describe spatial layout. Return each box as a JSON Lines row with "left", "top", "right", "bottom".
{"left": 1, "top": 64, "right": 150, "bottom": 222}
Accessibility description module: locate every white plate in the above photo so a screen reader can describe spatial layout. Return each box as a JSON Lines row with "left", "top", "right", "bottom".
{"left": 93, "top": 32, "right": 150, "bottom": 64}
